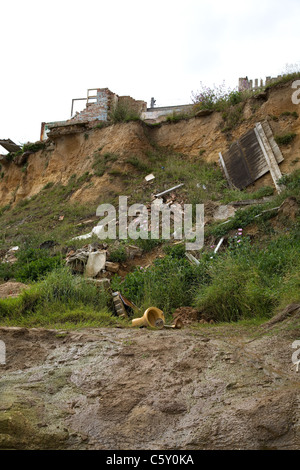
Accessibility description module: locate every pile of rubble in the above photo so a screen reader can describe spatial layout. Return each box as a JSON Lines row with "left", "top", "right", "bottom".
{"left": 65, "top": 242, "right": 142, "bottom": 286}
{"left": 0, "top": 246, "right": 19, "bottom": 264}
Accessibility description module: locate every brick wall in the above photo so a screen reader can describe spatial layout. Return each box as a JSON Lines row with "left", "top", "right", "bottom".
{"left": 69, "top": 89, "right": 146, "bottom": 124}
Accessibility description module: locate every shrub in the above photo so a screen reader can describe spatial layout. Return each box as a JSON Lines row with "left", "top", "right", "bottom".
{"left": 109, "top": 245, "right": 127, "bottom": 263}
{"left": 275, "top": 133, "right": 297, "bottom": 145}
{"left": 15, "top": 255, "right": 62, "bottom": 282}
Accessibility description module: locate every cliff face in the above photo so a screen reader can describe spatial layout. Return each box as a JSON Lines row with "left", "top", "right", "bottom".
{"left": 1, "top": 80, "right": 300, "bottom": 208}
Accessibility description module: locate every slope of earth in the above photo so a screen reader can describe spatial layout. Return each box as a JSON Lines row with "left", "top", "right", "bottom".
{"left": 0, "top": 316, "right": 299, "bottom": 450}
{"left": 1, "top": 79, "right": 300, "bottom": 208}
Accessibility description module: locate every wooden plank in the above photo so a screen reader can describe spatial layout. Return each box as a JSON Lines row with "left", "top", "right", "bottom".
{"left": 261, "top": 120, "right": 284, "bottom": 164}
{"left": 219, "top": 152, "right": 234, "bottom": 188}
{"left": 254, "top": 122, "right": 283, "bottom": 193}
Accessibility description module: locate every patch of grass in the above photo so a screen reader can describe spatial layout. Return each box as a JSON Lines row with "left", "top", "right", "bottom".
{"left": 0, "top": 266, "right": 118, "bottom": 328}
{"left": 221, "top": 185, "right": 274, "bottom": 204}
{"left": 280, "top": 111, "right": 299, "bottom": 118}
{"left": 275, "top": 133, "right": 297, "bottom": 146}
{"left": 193, "top": 232, "right": 300, "bottom": 322}
{"left": 125, "top": 156, "right": 152, "bottom": 174}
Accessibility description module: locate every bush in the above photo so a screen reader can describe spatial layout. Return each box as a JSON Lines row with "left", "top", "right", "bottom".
{"left": 109, "top": 245, "right": 127, "bottom": 263}
{"left": 275, "top": 133, "right": 297, "bottom": 145}
{"left": 15, "top": 255, "right": 62, "bottom": 282}
{"left": 194, "top": 233, "right": 300, "bottom": 322}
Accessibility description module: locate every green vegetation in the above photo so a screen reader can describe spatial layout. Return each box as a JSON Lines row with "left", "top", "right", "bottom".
{"left": 0, "top": 267, "right": 123, "bottom": 328}
{"left": 280, "top": 111, "right": 299, "bottom": 118}
{"left": 275, "top": 133, "right": 297, "bottom": 146}
{"left": 6, "top": 141, "right": 46, "bottom": 162}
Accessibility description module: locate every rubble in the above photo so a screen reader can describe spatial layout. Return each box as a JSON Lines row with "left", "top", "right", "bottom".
{"left": 105, "top": 261, "right": 120, "bottom": 273}
{"left": 1, "top": 246, "right": 19, "bottom": 264}
{"left": 85, "top": 251, "right": 106, "bottom": 278}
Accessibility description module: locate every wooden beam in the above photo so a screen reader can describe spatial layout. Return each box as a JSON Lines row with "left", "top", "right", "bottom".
{"left": 254, "top": 122, "right": 283, "bottom": 193}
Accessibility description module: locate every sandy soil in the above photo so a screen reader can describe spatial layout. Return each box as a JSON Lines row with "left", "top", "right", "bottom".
{"left": 0, "top": 314, "right": 299, "bottom": 450}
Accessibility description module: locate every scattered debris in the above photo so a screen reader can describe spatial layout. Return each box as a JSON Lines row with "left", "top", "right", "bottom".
{"left": 39, "top": 240, "right": 58, "bottom": 250}
{"left": 0, "top": 139, "right": 21, "bottom": 153}
{"left": 112, "top": 292, "right": 127, "bottom": 318}
{"left": 214, "top": 237, "right": 224, "bottom": 254}
{"left": 1, "top": 246, "right": 19, "bottom": 264}
{"left": 172, "top": 307, "right": 200, "bottom": 325}
{"left": 213, "top": 205, "right": 236, "bottom": 221}
{"left": 105, "top": 261, "right": 120, "bottom": 273}
{"left": 155, "top": 183, "right": 184, "bottom": 199}
{"left": 126, "top": 245, "right": 143, "bottom": 259}
{"left": 145, "top": 174, "right": 155, "bottom": 182}
{"left": 185, "top": 252, "right": 200, "bottom": 266}
{"left": 161, "top": 318, "right": 184, "bottom": 329}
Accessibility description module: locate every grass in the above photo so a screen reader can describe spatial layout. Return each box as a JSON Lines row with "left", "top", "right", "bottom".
{"left": 0, "top": 266, "right": 127, "bottom": 328}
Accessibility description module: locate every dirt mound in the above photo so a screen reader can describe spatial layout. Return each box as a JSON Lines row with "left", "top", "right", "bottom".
{"left": 0, "top": 282, "right": 29, "bottom": 298}
{"left": 172, "top": 307, "right": 200, "bottom": 324}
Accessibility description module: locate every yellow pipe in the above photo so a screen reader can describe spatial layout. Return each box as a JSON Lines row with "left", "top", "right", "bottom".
{"left": 132, "top": 307, "right": 165, "bottom": 328}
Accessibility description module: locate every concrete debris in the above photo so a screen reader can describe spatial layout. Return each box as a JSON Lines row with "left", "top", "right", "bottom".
{"left": 84, "top": 251, "right": 106, "bottom": 278}
{"left": 112, "top": 292, "right": 127, "bottom": 317}
{"left": 213, "top": 205, "right": 236, "bottom": 221}
{"left": 126, "top": 245, "right": 143, "bottom": 259}
{"left": 1, "top": 246, "right": 19, "bottom": 264}
{"left": 105, "top": 261, "right": 120, "bottom": 273}
{"left": 66, "top": 244, "right": 121, "bottom": 278}
{"left": 0, "top": 138, "right": 21, "bottom": 153}
{"left": 66, "top": 250, "right": 89, "bottom": 273}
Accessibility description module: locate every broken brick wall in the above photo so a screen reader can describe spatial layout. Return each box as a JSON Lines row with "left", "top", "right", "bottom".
{"left": 118, "top": 96, "right": 147, "bottom": 115}
{"left": 69, "top": 88, "right": 117, "bottom": 123}
{"left": 68, "top": 89, "right": 146, "bottom": 124}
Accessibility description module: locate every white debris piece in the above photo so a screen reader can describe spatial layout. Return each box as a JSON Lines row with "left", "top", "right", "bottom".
{"left": 84, "top": 251, "right": 106, "bottom": 278}
{"left": 145, "top": 174, "right": 155, "bottom": 182}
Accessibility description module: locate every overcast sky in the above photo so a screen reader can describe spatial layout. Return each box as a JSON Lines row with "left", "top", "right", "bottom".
{"left": 1, "top": 0, "right": 300, "bottom": 146}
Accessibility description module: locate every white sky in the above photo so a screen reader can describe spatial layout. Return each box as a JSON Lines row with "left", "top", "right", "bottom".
{"left": 1, "top": 0, "right": 300, "bottom": 145}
